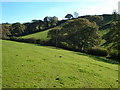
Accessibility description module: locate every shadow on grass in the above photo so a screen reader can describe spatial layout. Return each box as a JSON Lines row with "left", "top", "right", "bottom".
{"left": 75, "top": 52, "right": 119, "bottom": 65}
{"left": 36, "top": 43, "right": 119, "bottom": 64}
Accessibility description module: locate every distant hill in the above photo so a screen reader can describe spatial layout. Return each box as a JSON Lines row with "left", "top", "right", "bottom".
{"left": 21, "top": 14, "right": 113, "bottom": 48}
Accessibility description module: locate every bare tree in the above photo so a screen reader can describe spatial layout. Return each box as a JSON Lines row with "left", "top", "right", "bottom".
{"left": 74, "top": 12, "right": 79, "bottom": 18}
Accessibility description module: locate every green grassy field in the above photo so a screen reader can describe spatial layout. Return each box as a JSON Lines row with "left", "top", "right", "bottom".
{"left": 100, "top": 28, "right": 110, "bottom": 37}
{"left": 21, "top": 29, "right": 50, "bottom": 40}
{"left": 21, "top": 21, "right": 64, "bottom": 40}
{"left": 2, "top": 40, "right": 118, "bottom": 88}
{"left": 99, "top": 28, "right": 110, "bottom": 46}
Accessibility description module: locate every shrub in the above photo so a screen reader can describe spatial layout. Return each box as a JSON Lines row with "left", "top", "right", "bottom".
{"left": 9, "top": 36, "right": 19, "bottom": 41}
{"left": 109, "top": 50, "right": 120, "bottom": 60}
{"left": 48, "top": 18, "right": 101, "bottom": 51}
{"left": 87, "top": 47, "right": 108, "bottom": 56}
{"left": 27, "top": 37, "right": 37, "bottom": 43}
{"left": 36, "top": 39, "right": 41, "bottom": 44}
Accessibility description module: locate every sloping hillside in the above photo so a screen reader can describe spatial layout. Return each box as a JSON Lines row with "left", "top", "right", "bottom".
{"left": 2, "top": 40, "right": 118, "bottom": 88}
{"left": 21, "top": 21, "right": 65, "bottom": 40}
{"left": 21, "top": 29, "right": 51, "bottom": 40}
{"left": 99, "top": 19, "right": 114, "bottom": 47}
{"left": 21, "top": 15, "right": 113, "bottom": 45}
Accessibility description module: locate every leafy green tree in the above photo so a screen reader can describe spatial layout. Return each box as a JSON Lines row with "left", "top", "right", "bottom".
{"left": 85, "top": 15, "right": 103, "bottom": 26}
{"left": 65, "top": 14, "right": 73, "bottom": 19}
{"left": 48, "top": 18, "right": 101, "bottom": 51}
{"left": 24, "top": 20, "right": 43, "bottom": 34}
{"left": 44, "top": 16, "right": 58, "bottom": 28}
{"left": 1, "top": 24, "right": 11, "bottom": 39}
{"left": 44, "top": 16, "right": 50, "bottom": 28}
{"left": 23, "top": 22, "right": 31, "bottom": 34}
{"left": 10, "top": 22, "right": 26, "bottom": 36}
{"left": 32, "top": 20, "right": 44, "bottom": 30}
{"left": 38, "top": 20, "right": 44, "bottom": 30}
{"left": 50, "top": 16, "right": 58, "bottom": 27}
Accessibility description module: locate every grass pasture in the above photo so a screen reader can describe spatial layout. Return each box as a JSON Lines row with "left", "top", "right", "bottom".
{"left": 21, "top": 21, "right": 66, "bottom": 41}
{"left": 2, "top": 40, "right": 118, "bottom": 88}
{"left": 21, "top": 29, "right": 50, "bottom": 40}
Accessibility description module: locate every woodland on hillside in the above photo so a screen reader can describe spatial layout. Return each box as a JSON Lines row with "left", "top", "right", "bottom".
{"left": 1, "top": 12, "right": 120, "bottom": 61}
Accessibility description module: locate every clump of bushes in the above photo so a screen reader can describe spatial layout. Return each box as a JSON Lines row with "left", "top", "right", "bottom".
{"left": 26, "top": 37, "right": 38, "bottom": 43}
{"left": 87, "top": 47, "right": 108, "bottom": 56}
{"left": 109, "top": 49, "right": 120, "bottom": 61}
{"left": 8, "top": 36, "right": 51, "bottom": 46}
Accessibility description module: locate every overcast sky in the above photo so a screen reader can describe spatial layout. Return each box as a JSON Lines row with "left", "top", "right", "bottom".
{"left": 1, "top": 0, "right": 119, "bottom": 23}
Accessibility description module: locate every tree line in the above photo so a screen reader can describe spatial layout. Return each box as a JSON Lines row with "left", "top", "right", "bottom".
{"left": 1, "top": 13, "right": 107, "bottom": 39}
{"left": 1, "top": 13, "right": 120, "bottom": 61}
{"left": 1, "top": 12, "right": 79, "bottom": 39}
{"left": 1, "top": 16, "right": 59, "bottom": 39}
